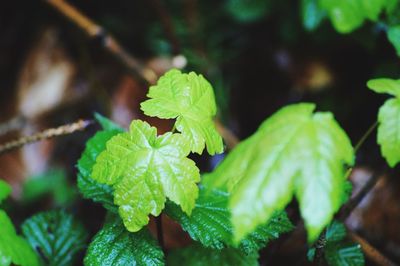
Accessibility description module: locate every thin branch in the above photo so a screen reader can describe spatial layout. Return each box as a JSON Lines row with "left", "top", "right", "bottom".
{"left": 0, "top": 119, "right": 94, "bottom": 155}
{"left": 45, "top": 0, "right": 157, "bottom": 84}
{"left": 215, "top": 119, "right": 239, "bottom": 150}
{"left": 354, "top": 120, "right": 378, "bottom": 153}
{"left": 349, "top": 232, "right": 398, "bottom": 266}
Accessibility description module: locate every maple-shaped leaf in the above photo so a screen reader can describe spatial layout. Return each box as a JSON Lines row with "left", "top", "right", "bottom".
{"left": 0, "top": 210, "right": 39, "bottom": 266}
{"left": 92, "top": 120, "right": 200, "bottom": 232}
{"left": 140, "top": 69, "right": 223, "bottom": 155}
{"left": 204, "top": 103, "right": 354, "bottom": 243}
{"left": 367, "top": 78, "right": 400, "bottom": 167}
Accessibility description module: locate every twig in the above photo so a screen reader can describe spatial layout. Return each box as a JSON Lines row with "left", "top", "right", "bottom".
{"left": 215, "top": 119, "right": 239, "bottom": 150}
{"left": 354, "top": 120, "right": 378, "bottom": 153}
{"left": 44, "top": 0, "right": 157, "bottom": 84}
{"left": 349, "top": 232, "right": 398, "bottom": 266}
{"left": 0, "top": 119, "right": 93, "bottom": 155}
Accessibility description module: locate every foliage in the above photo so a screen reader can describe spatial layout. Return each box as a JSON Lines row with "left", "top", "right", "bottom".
{"left": 368, "top": 78, "right": 400, "bottom": 167}
{"left": 308, "top": 221, "right": 365, "bottom": 266}
{"left": 141, "top": 69, "right": 223, "bottom": 155}
{"left": 167, "top": 244, "right": 259, "bottom": 266}
{"left": 22, "top": 210, "right": 88, "bottom": 266}
{"left": 84, "top": 214, "right": 164, "bottom": 266}
{"left": 92, "top": 120, "right": 201, "bottom": 232}
{"left": 165, "top": 186, "right": 293, "bottom": 253}
{"left": 0, "top": 180, "right": 11, "bottom": 204}
{"left": 204, "top": 103, "right": 354, "bottom": 243}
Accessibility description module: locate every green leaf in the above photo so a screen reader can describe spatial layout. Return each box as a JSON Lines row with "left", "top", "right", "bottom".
{"left": 165, "top": 186, "right": 293, "bottom": 253}
{"left": 226, "top": 0, "right": 271, "bottom": 23}
{"left": 325, "top": 242, "right": 364, "bottom": 266}
{"left": 367, "top": 78, "right": 400, "bottom": 97}
{"left": 92, "top": 120, "right": 200, "bottom": 232}
{"left": 94, "top": 113, "right": 124, "bottom": 131}
{"left": 0, "top": 210, "right": 39, "bottom": 266}
{"left": 204, "top": 103, "right": 354, "bottom": 243}
{"left": 166, "top": 244, "right": 258, "bottom": 266}
{"left": 77, "top": 130, "right": 123, "bottom": 212}
{"left": 301, "top": 0, "right": 326, "bottom": 31}
{"left": 308, "top": 221, "right": 364, "bottom": 265}
{"left": 0, "top": 180, "right": 11, "bottom": 204}
{"left": 387, "top": 25, "right": 400, "bottom": 57}
{"left": 84, "top": 214, "right": 164, "bottom": 266}
{"left": 140, "top": 69, "right": 223, "bottom": 155}
{"left": 319, "top": 0, "right": 365, "bottom": 33}
{"left": 22, "top": 210, "right": 88, "bottom": 266}
{"left": 376, "top": 98, "right": 400, "bottom": 167}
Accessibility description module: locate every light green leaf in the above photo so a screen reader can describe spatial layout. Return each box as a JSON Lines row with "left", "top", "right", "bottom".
{"left": 165, "top": 186, "right": 293, "bottom": 253}
{"left": 94, "top": 113, "right": 124, "bottom": 131}
{"left": 360, "top": 0, "right": 387, "bottom": 21}
{"left": 84, "top": 214, "right": 164, "bottom": 266}
{"left": 77, "top": 130, "right": 123, "bottom": 212}
{"left": 377, "top": 98, "right": 400, "bottom": 167}
{"left": 204, "top": 103, "right": 354, "bottom": 243}
{"left": 166, "top": 244, "right": 258, "bottom": 266}
{"left": 92, "top": 120, "right": 200, "bottom": 232}
{"left": 387, "top": 25, "right": 400, "bottom": 57}
{"left": 367, "top": 78, "right": 400, "bottom": 97}
{"left": 0, "top": 210, "right": 39, "bottom": 266}
{"left": 0, "top": 180, "right": 11, "bottom": 204}
{"left": 301, "top": 0, "right": 326, "bottom": 31}
{"left": 22, "top": 210, "right": 88, "bottom": 266}
{"left": 140, "top": 69, "right": 223, "bottom": 155}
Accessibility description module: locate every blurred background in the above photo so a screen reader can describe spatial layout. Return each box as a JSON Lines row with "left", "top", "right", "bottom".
{"left": 1, "top": 0, "right": 400, "bottom": 265}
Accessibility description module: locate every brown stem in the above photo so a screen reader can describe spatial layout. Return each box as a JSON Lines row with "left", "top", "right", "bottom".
{"left": 0, "top": 119, "right": 93, "bottom": 155}
{"left": 44, "top": 0, "right": 157, "bottom": 84}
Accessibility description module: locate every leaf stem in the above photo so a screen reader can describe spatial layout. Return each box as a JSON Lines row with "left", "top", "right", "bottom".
{"left": 156, "top": 215, "right": 165, "bottom": 251}
{"left": 354, "top": 120, "right": 378, "bottom": 153}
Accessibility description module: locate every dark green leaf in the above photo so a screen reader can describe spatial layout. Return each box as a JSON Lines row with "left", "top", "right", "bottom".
{"left": 166, "top": 244, "right": 258, "bottom": 266}
{"left": 226, "top": 0, "right": 271, "bottom": 23}
{"left": 325, "top": 242, "right": 364, "bottom": 266}
{"left": 77, "top": 130, "right": 122, "bottom": 211}
{"left": 22, "top": 210, "right": 88, "bottom": 266}
{"left": 84, "top": 214, "right": 164, "bottom": 266}
{"left": 165, "top": 186, "right": 293, "bottom": 253}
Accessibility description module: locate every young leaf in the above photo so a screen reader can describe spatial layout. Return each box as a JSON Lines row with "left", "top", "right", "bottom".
{"left": 204, "top": 103, "right": 354, "bottom": 243}
{"left": 0, "top": 210, "right": 39, "bottom": 266}
{"left": 140, "top": 69, "right": 223, "bottom": 155}
{"left": 376, "top": 98, "right": 400, "bottom": 167}
{"left": 0, "top": 180, "right": 11, "bottom": 204}
{"left": 77, "top": 130, "right": 123, "bottom": 212}
{"left": 92, "top": 120, "right": 200, "bottom": 232}
{"left": 367, "top": 78, "right": 400, "bottom": 97}
{"left": 167, "top": 244, "right": 258, "bottom": 266}
{"left": 84, "top": 214, "right": 164, "bottom": 266}
{"left": 165, "top": 186, "right": 293, "bottom": 253}
{"left": 22, "top": 210, "right": 88, "bottom": 266}
{"left": 367, "top": 79, "right": 400, "bottom": 167}
{"left": 301, "top": 0, "right": 326, "bottom": 31}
